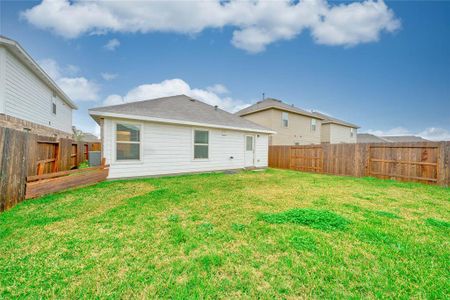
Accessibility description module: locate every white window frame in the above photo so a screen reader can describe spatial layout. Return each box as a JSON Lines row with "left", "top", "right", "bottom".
{"left": 245, "top": 135, "right": 254, "bottom": 152}
{"left": 113, "top": 121, "right": 143, "bottom": 163}
{"left": 192, "top": 128, "right": 210, "bottom": 161}
{"left": 282, "top": 112, "right": 289, "bottom": 128}
{"left": 311, "top": 118, "right": 317, "bottom": 132}
{"left": 350, "top": 128, "right": 354, "bottom": 138}
{"left": 51, "top": 93, "right": 57, "bottom": 115}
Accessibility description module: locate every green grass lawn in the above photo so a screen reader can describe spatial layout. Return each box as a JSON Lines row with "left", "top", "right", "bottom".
{"left": 1, "top": 169, "right": 449, "bottom": 298}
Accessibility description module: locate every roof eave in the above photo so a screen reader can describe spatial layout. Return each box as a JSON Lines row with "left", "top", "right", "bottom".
{"left": 89, "top": 110, "right": 276, "bottom": 134}
{"left": 0, "top": 36, "right": 78, "bottom": 110}
{"left": 239, "top": 106, "right": 324, "bottom": 120}
{"left": 322, "top": 121, "right": 359, "bottom": 128}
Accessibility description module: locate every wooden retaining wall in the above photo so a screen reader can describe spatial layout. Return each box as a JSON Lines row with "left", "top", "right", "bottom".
{"left": 0, "top": 127, "right": 101, "bottom": 211}
{"left": 269, "top": 142, "right": 450, "bottom": 186}
{"left": 26, "top": 164, "right": 109, "bottom": 199}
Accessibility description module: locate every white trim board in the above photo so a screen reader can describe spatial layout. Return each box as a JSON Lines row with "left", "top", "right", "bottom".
{"left": 89, "top": 110, "right": 276, "bottom": 134}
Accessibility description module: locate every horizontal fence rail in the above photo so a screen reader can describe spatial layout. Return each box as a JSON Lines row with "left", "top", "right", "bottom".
{"left": 269, "top": 142, "right": 450, "bottom": 187}
{"left": 0, "top": 127, "right": 102, "bottom": 212}
{"left": 26, "top": 161, "right": 109, "bottom": 200}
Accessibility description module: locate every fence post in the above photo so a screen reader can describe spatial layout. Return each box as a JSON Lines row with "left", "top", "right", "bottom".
{"left": 437, "top": 141, "right": 450, "bottom": 187}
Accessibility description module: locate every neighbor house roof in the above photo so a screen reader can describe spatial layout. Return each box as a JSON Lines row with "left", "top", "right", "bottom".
{"left": 89, "top": 95, "right": 275, "bottom": 134}
{"left": 357, "top": 133, "right": 392, "bottom": 143}
{"left": 357, "top": 134, "right": 428, "bottom": 143}
{"left": 381, "top": 136, "right": 429, "bottom": 143}
{"left": 80, "top": 133, "right": 100, "bottom": 142}
{"left": 235, "top": 98, "right": 322, "bottom": 119}
{"left": 311, "top": 111, "right": 359, "bottom": 129}
{"left": 0, "top": 36, "right": 77, "bottom": 109}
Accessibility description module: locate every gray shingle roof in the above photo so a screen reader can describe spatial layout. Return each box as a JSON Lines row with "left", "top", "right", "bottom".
{"left": 80, "top": 133, "right": 100, "bottom": 142}
{"left": 311, "top": 111, "right": 359, "bottom": 129}
{"left": 357, "top": 133, "right": 391, "bottom": 143}
{"left": 381, "top": 136, "right": 429, "bottom": 142}
{"left": 357, "top": 134, "right": 428, "bottom": 143}
{"left": 235, "top": 98, "right": 322, "bottom": 119}
{"left": 89, "top": 95, "right": 274, "bottom": 133}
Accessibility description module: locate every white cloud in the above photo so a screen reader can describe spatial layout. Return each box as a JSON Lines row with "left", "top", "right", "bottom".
{"left": 367, "top": 127, "right": 411, "bottom": 137}
{"left": 39, "top": 58, "right": 62, "bottom": 79}
{"left": 66, "top": 64, "right": 80, "bottom": 75}
{"left": 366, "top": 127, "right": 450, "bottom": 141}
{"left": 312, "top": 0, "right": 400, "bottom": 46}
{"left": 207, "top": 84, "right": 229, "bottom": 95}
{"left": 58, "top": 77, "right": 100, "bottom": 101}
{"left": 104, "top": 38, "right": 120, "bottom": 51}
{"left": 103, "top": 78, "right": 249, "bottom": 112}
{"left": 417, "top": 128, "right": 450, "bottom": 141}
{"left": 39, "top": 58, "right": 100, "bottom": 101}
{"left": 22, "top": 0, "right": 400, "bottom": 53}
{"left": 101, "top": 72, "right": 118, "bottom": 80}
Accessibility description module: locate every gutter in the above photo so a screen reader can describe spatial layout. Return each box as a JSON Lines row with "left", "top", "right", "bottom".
{"left": 89, "top": 110, "right": 277, "bottom": 134}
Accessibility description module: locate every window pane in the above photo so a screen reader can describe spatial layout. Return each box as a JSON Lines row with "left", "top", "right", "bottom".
{"left": 246, "top": 136, "right": 253, "bottom": 151}
{"left": 117, "top": 124, "right": 140, "bottom": 142}
{"left": 282, "top": 112, "right": 288, "bottom": 127}
{"left": 194, "top": 130, "right": 209, "bottom": 144}
{"left": 117, "top": 143, "right": 140, "bottom": 160}
{"left": 194, "top": 145, "right": 208, "bottom": 159}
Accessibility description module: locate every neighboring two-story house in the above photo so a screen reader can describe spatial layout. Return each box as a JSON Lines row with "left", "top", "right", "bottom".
{"left": 312, "top": 112, "right": 359, "bottom": 144}
{"left": 0, "top": 36, "right": 77, "bottom": 138}
{"left": 236, "top": 98, "right": 359, "bottom": 145}
{"left": 236, "top": 98, "right": 324, "bottom": 145}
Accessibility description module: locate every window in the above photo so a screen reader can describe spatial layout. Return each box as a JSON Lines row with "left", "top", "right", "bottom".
{"left": 350, "top": 128, "right": 354, "bottom": 138}
{"left": 282, "top": 112, "right": 289, "bottom": 127}
{"left": 246, "top": 136, "right": 253, "bottom": 151}
{"left": 311, "top": 119, "right": 317, "bottom": 131}
{"left": 52, "top": 93, "right": 57, "bottom": 114}
{"left": 116, "top": 123, "right": 141, "bottom": 160}
{"left": 194, "top": 130, "right": 209, "bottom": 159}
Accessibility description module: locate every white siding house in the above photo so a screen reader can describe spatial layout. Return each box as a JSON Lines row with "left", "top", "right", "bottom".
{"left": 89, "top": 95, "right": 274, "bottom": 179}
{"left": 0, "top": 36, "right": 77, "bottom": 134}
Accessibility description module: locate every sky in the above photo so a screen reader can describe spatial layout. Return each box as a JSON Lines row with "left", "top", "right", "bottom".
{"left": 0, "top": 0, "right": 449, "bottom": 140}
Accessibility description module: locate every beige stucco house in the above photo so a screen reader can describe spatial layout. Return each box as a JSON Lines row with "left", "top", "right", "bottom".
{"left": 312, "top": 112, "right": 359, "bottom": 144}
{"left": 236, "top": 98, "right": 324, "bottom": 145}
{"left": 236, "top": 98, "right": 359, "bottom": 145}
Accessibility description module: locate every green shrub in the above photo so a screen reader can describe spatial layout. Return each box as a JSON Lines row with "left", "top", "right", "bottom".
{"left": 78, "top": 160, "right": 90, "bottom": 169}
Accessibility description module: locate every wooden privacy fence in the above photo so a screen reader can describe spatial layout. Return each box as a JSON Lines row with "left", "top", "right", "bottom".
{"left": 269, "top": 142, "right": 450, "bottom": 187}
{"left": 0, "top": 127, "right": 102, "bottom": 212}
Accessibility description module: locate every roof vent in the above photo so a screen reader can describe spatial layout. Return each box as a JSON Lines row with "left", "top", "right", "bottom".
{"left": 214, "top": 105, "right": 218, "bottom": 110}
{"left": 189, "top": 98, "right": 195, "bottom": 102}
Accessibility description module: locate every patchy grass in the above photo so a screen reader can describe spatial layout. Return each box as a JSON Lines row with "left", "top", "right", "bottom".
{"left": 259, "top": 208, "right": 349, "bottom": 231}
{"left": 426, "top": 218, "right": 450, "bottom": 229}
{"left": 0, "top": 169, "right": 449, "bottom": 298}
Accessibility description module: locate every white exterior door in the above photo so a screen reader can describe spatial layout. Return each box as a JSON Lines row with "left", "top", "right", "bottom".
{"left": 245, "top": 135, "right": 255, "bottom": 167}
